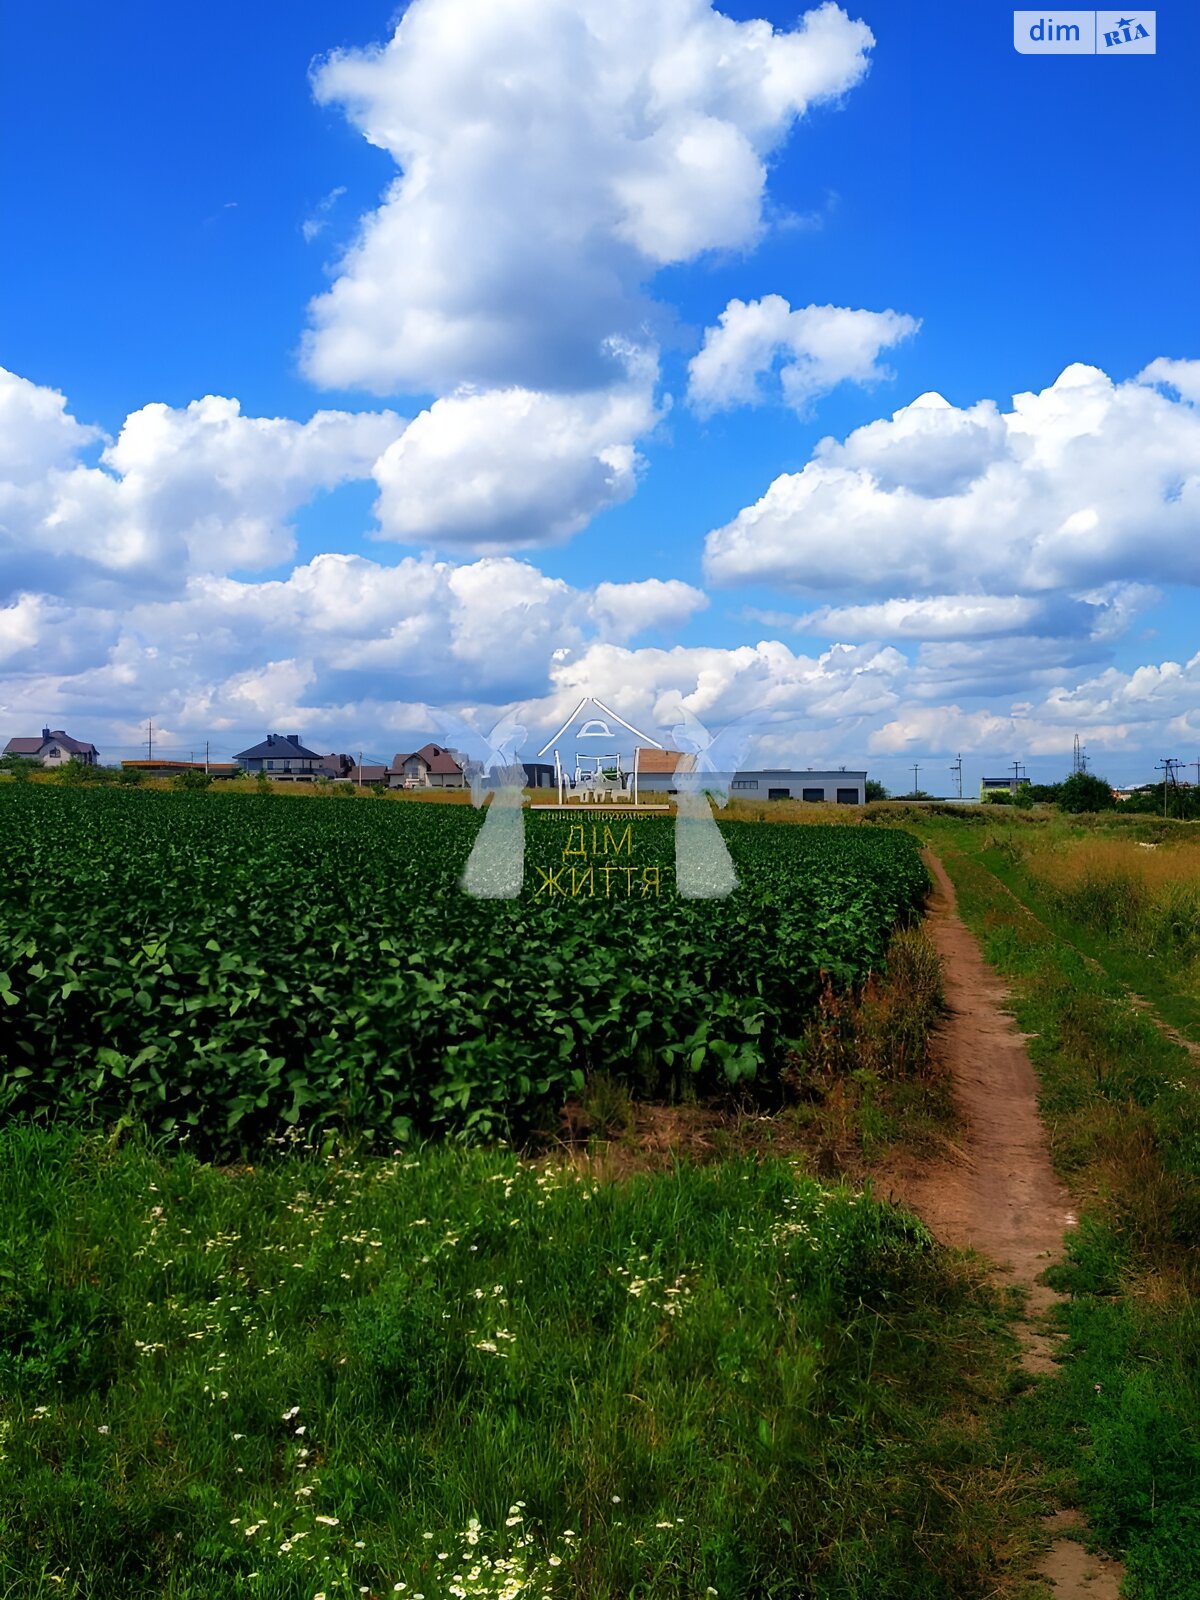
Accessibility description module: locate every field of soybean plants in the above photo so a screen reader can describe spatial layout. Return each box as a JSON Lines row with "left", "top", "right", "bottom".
{"left": 0, "top": 787, "right": 929, "bottom": 1157}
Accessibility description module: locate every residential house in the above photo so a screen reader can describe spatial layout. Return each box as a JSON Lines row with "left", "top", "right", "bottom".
{"left": 316, "top": 752, "right": 355, "bottom": 780}
{"left": 344, "top": 764, "right": 390, "bottom": 786}
{"left": 3, "top": 726, "right": 99, "bottom": 767}
{"left": 388, "top": 743, "right": 466, "bottom": 789}
{"left": 234, "top": 733, "right": 324, "bottom": 779}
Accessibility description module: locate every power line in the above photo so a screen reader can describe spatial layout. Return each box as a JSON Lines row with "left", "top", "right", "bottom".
{"left": 949, "top": 752, "right": 962, "bottom": 800}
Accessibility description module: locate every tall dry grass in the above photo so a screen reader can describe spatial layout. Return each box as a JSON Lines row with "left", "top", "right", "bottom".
{"left": 1023, "top": 837, "right": 1200, "bottom": 963}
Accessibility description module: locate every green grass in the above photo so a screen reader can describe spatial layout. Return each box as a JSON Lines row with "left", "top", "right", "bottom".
{"left": 970, "top": 825, "right": 1200, "bottom": 1047}
{"left": 0, "top": 1123, "right": 1037, "bottom": 1600}
{"left": 919, "top": 816, "right": 1200, "bottom": 1598}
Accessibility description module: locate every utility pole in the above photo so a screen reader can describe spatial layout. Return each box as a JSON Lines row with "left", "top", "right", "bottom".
{"left": 1011, "top": 759, "right": 1026, "bottom": 792}
{"left": 949, "top": 752, "right": 963, "bottom": 799}
{"left": 205, "top": 740, "right": 209, "bottom": 775}
{"left": 358, "top": 750, "right": 363, "bottom": 789}
{"left": 147, "top": 718, "right": 153, "bottom": 762}
{"left": 911, "top": 762, "right": 920, "bottom": 798}
{"left": 1156, "top": 758, "right": 1180, "bottom": 818}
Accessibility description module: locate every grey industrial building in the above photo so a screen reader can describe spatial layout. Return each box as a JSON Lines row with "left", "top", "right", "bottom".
{"left": 635, "top": 763, "right": 867, "bottom": 804}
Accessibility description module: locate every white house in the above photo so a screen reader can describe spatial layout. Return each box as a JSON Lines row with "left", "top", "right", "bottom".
{"left": 3, "top": 726, "right": 100, "bottom": 767}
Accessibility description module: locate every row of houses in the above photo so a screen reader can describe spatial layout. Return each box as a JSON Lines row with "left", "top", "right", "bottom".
{"left": 1, "top": 728, "right": 481, "bottom": 789}
{"left": 229, "top": 733, "right": 487, "bottom": 788}
{"left": 3, "top": 707, "right": 868, "bottom": 803}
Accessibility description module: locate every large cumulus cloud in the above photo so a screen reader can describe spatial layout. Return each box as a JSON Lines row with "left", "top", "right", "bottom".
{"left": 301, "top": 0, "right": 875, "bottom": 395}
{"left": 703, "top": 361, "right": 1200, "bottom": 593}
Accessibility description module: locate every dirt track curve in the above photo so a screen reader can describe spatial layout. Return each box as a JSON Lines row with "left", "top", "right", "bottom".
{"left": 885, "top": 849, "right": 1125, "bottom": 1598}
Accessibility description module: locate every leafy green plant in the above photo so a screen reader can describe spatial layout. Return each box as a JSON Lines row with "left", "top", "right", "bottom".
{"left": 0, "top": 790, "right": 928, "bottom": 1157}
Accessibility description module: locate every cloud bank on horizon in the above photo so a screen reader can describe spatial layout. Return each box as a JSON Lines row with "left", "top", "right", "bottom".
{"left": 3, "top": 0, "right": 1198, "bottom": 784}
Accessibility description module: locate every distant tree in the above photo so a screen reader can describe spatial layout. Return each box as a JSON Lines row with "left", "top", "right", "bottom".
{"left": 864, "top": 779, "right": 889, "bottom": 802}
{"left": 1058, "top": 771, "right": 1116, "bottom": 813}
{"left": 1029, "top": 782, "right": 1062, "bottom": 803}
{"left": 1118, "top": 782, "right": 1199, "bottom": 820}
{"left": 117, "top": 767, "right": 143, "bottom": 786}
{"left": 983, "top": 789, "right": 1013, "bottom": 805}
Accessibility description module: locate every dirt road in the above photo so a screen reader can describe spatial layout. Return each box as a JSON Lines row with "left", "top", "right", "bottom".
{"left": 886, "top": 849, "right": 1125, "bottom": 1597}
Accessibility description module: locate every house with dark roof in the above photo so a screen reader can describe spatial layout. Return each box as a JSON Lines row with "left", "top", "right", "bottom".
{"left": 233, "top": 733, "right": 324, "bottom": 779}
{"left": 3, "top": 726, "right": 100, "bottom": 767}
{"left": 388, "top": 742, "right": 466, "bottom": 790}
{"left": 344, "top": 763, "right": 389, "bottom": 786}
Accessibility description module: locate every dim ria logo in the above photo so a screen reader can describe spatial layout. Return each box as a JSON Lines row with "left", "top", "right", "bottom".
{"left": 423, "top": 695, "right": 759, "bottom": 902}
{"left": 1013, "top": 11, "right": 1155, "bottom": 53}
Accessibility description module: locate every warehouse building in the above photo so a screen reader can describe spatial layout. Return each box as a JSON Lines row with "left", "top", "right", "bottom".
{"left": 635, "top": 751, "right": 867, "bottom": 804}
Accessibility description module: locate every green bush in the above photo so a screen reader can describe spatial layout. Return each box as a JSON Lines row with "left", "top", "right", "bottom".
{"left": 171, "top": 770, "right": 212, "bottom": 791}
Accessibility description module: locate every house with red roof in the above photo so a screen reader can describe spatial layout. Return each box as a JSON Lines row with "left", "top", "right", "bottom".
{"left": 389, "top": 742, "right": 467, "bottom": 789}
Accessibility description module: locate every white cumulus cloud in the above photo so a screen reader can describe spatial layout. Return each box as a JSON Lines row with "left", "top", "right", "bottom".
{"left": 687, "top": 295, "right": 919, "bottom": 414}
{"left": 703, "top": 361, "right": 1200, "bottom": 593}
{"left": 0, "top": 367, "right": 104, "bottom": 483}
{"left": 0, "top": 370, "right": 403, "bottom": 597}
{"left": 588, "top": 578, "right": 709, "bottom": 640}
{"left": 302, "top": 0, "right": 874, "bottom": 395}
{"left": 371, "top": 346, "right": 662, "bottom": 550}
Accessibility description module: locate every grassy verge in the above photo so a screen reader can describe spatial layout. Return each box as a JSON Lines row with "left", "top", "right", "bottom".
{"left": 0, "top": 1124, "right": 1035, "bottom": 1600}
{"left": 957, "top": 811, "right": 1200, "bottom": 1046}
{"left": 921, "top": 818, "right": 1200, "bottom": 1598}
{"left": 559, "top": 922, "right": 956, "bottom": 1183}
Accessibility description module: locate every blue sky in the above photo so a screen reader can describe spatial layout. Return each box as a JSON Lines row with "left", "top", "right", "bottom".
{"left": 2, "top": 0, "right": 1197, "bottom": 789}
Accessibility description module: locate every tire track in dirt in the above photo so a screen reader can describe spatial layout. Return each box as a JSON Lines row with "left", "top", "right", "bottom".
{"left": 883, "top": 849, "right": 1125, "bottom": 1598}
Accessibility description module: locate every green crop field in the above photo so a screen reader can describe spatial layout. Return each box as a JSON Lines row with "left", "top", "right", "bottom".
{"left": 0, "top": 792, "right": 1057, "bottom": 1600}
{"left": 0, "top": 788, "right": 927, "bottom": 1157}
